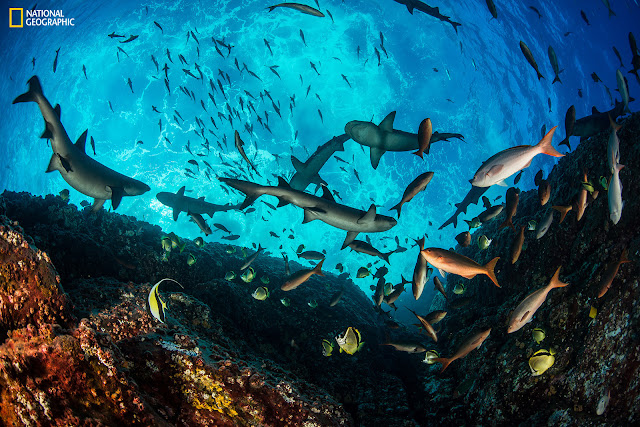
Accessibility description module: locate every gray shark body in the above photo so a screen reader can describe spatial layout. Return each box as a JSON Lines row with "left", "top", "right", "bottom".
{"left": 156, "top": 186, "right": 238, "bottom": 220}
{"left": 220, "top": 177, "right": 397, "bottom": 248}
{"left": 392, "top": 0, "right": 462, "bottom": 33}
{"left": 573, "top": 101, "right": 624, "bottom": 140}
{"left": 13, "top": 76, "right": 150, "bottom": 211}
{"left": 289, "top": 134, "right": 348, "bottom": 191}
{"left": 439, "top": 185, "right": 489, "bottom": 230}
{"left": 345, "top": 111, "right": 463, "bottom": 169}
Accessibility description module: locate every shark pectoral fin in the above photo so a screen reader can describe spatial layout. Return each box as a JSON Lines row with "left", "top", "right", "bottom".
{"left": 342, "top": 231, "right": 359, "bottom": 249}
{"left": 45, "top": 153, "right": 61, "bottom": 173}
{"left": 74, "top": 130, "right": 89, "bottom": 152}
{"left": 379, "top": 111, "right": 396, "bottom": 132}
{"left": 370, "top": 148, "right": 385, "bottom": 169}
{"left": 302, "top": 207, "right": 325, "bottom": 224}
{"left": 40, "top": 120, "right": 54, "bottom": 139}
{"left": 56, "top": 154, "right": 73, "bottom": 173}
{"left": 91, "top": 199, "right": 106, "bottom": 212}
{"left": 176, "top": 186, "right": 186, "bottom": 196}
{"left": 54, "top": 104, "right": 61, "bottom": 118}
{"left": 320, "top": 186, "right": 335, "bottom": 203}
{"left": 291, "top": 156, "right": 304, "bottom": 172}
{"left": 496, "top": 179, "right": 508, "bottom": 187}
{"left": 358, "top": 204, "right": 377, "bottom": 224}
{"left": 109, "top": 186, "right": 124, "bottom": 210}
{"left": 172, "top": 208, "right": 180, "bottom": 221}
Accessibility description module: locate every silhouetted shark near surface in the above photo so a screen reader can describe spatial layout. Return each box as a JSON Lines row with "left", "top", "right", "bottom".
{"left": 392, "top": 0, "right": 462, "bottom": 33}
{"left": 289, "top": 134, "right": 348, "bottom": 192}
{"left": 573, "top": 101, "right": 625, "bottom": 141}
{"left": 156, "top": 186, "right": 239, "bottom": 220}
{"left": 439, "top": 185, "right": 489, "bottom": 230}
{"left": 220, "top": 177, "right": 397, "bottom": 249}
{"left": 345, "top": 111, "right": 464, "bottom": 169}
{"left": 12, "top": 76, "right": 150, "bottom": 211}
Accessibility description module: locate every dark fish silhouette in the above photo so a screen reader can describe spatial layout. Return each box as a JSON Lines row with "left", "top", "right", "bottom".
{"left": 529, "top": 6, "right": 542, "bottom": 19}
{"left": 120, "top": 34, "right": 139, "bottom": 43}
{"left": 154, "top": 21, "right": 163, "bottom": 33}
{"left": 53, "top": 47, "right": 60, "bottom": 73}
{"left": 266, "top": 3, "right": 325, "bottom": 17}
{"left": 580, "top": 10, "right": 590, "bottom": 25}
{"left": 392, "top": 0, "right": 462, "bottom": 33}
{"left": 519, "top": 41, "right": 544, "bottom": 80}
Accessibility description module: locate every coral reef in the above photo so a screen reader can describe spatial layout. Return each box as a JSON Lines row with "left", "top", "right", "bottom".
{"left": 425, "top": 113, "right": 640, "bottom": 424}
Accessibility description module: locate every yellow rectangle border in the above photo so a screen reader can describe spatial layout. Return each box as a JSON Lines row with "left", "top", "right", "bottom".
{"left": 9, "top": 8, "right": 24, "bottom": 28}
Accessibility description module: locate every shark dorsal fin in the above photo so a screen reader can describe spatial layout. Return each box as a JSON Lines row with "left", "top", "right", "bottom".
{"left": 592, "top": 106, "right": 600, "bottom": 114}
{"left": 291, "top": 156, "right": 304, "bottom": 173}
{"left": 177, "top": 186, "right": 186, "bottom": 196}
{"left": 54, "top": 104, "right": 61, "bottom": 118}
{"left": 75, "top": 130, "right": 89, "bottom": 152}
{"left": 277, "top": 176, "right": 291, "bottom": 188}
{"left": 379, "top": 111, "right": 396, "bottom": 132}
{"left": 321, "top": 186, "right": 335, "bottom": 202}
{"left": 358, "top": 204, "right": 377, "bottom": 224}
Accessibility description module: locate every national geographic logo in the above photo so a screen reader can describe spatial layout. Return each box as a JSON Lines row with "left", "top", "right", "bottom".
{"left": 9, "top": 8, "right": 75, "bottom": 27}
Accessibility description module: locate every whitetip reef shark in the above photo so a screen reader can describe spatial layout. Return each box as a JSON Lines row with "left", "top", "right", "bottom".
{"left": 156, "top": 186, "right": 239, "bottom": 220}
{"left": 288, "top": 134, "right": 348, "bottom": 191}
{"left": 344, "top": 111, "right": 463, "bottom": 169}
{"left": 13, "top": 76, "right": 150, "bottom": 211}
{"left": 220, "top": 177, "right": 397, "bottom": 248}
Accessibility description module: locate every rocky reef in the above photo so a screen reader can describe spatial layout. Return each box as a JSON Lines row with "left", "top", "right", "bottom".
{"left": 1, "top": 113, "right": 639, "bottom": 426}
{"left": 425, "top": 112, "right": 640, "bottom": 425}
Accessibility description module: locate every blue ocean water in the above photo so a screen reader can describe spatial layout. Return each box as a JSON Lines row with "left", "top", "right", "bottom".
{"left": 0, "top": 0, "right": 638, "bottom": 310}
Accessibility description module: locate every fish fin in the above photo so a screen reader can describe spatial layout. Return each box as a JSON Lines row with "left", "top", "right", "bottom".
{"left": 74, "top": 130, "right": 88, "bottom": 152}
{"left": 537, "top": 126, "right": 562, "bottom": 157}
{"left": 438, "top": 268, "right": 447, "bottom": 278}
{"left": 276, "top": 198, "right": 290, "bottom": 208}
{"left": 498, "top": 217, "right": 513, "bottom": 231}
{"left": 370, "top": 147, "right": 385, "bottom": 169}
{"left": 277, "top": 176, "right": 291, "bottom": 188}
{"left": 40, "top": 120, "right": 54, "bottom": 139}
{"left": 434, "top": 357, "right": 452, "bottom": 372}
{"left": 321, "top": 186, "right": 336, "bottom": 202}
{"left": 592, "top": 106, "right": 600, "bottom": 114}
{"left": 484, "top": 257, "right": 500, "bottom": 287}
{"left": 358, "top": 204, "right": 377, "bottom": 224}
{"left": 302, "top": 207, "right": 323, "bottom": 223}
{"left": 342, "top": 231, "right": 359, "bottom": 249}
{"left": 12, "top": 76, "right": 43, "bottom": 104}
{"left": 413, "top": 150, "right": 424, "bottom": 159}
{"left": 291, "top": 156, "right": 304, "bottom": 172}
{"left": 172, "top": 208, "right": 180, "bottom": 221}
{"left": 496, "top": 179, "right": 508, "bottom": 187}
{"left": 177, "top": 186, "right": 186, "bottom": 196}
{"left": 91, "top": 198, "right": 106, "bottom": 213}
{"left": 549, "top": 266, "right": 569, "bottom": 288}
{"left": 53, "top": 104, "right": 61, "bottom": 118}
{"left": 109, "top": 186, "right": 124, "bottom": 210}
{"left": 552, "top": 76, "right": 562, "bottom": 84}
{"left": 519, "top": 311, "right": 530, "bottom": 323}
{"left": 406, "top": 5, "right": 414, "bottom": 14}
{"left": 379, "top": 111, "right": 396, "bottom": 132}
{"left": 313, "top": 258, "right": 325, "bottom": 276}
{"left": 198, "top": 196, "right": 205, "bottom": 201}
{"left": 45, "top": 153, "right": 61, "bottom": 173}
{"left": 608, "top": 114, "right": 622, "bottom": 131}
{"left": 459, "top": 273, "right": 477, "bottom": 279}
{"left": 382, "top": 252, "right": 392, "bottom": 264}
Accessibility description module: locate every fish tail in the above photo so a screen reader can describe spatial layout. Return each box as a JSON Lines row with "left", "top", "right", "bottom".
{"left": 608, "top": 114, "right": 622, "bottom": 132}
{"left": 552, "top": 205, "right": 570, "bottom": 224}
{"left": 434, "top": 357, "right": 452, "bottom": 372}
{"left": 498, "top": 217, "right": 513, "bottom": 231}
{"left": 314, "top": 258, "right": 325, "bottom": 276}
{"left": 620, "top": 249, "right": 631, "bottom": 264}
{"left": 13, "top": 76, "right": 43, "bottom": 104}
{"left": 389, "top": 202, "right": 402, "bottom": 218}
{"left": 559, "top": 137, "right": 571, "bottom": 151}
{"left": 537, "top": 126, "right": 563, "bottom": 157}
{"left": 266, "top": 6, "right": 275, "bottom": 12}
{"left": 382, "top": 252, "right": 392, "bottom": 264}
{"left": 484, "top": 257, "right": 500, "bottom": 288}
{"left": 412, "top": 150, "right": 424, "bottom": 159}
{"left": 549, "top": 266, "right": 569, "bottom": 289}
{"left": 552, "top": 75, "right": 562, "bottom": 84}
{"left": 537, "top": 70, "right": 545, "bottom": 80}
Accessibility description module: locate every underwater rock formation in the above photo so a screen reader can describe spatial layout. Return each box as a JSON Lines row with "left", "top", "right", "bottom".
{"left": 426, "top": 113, "right": 640, "bottom": 424}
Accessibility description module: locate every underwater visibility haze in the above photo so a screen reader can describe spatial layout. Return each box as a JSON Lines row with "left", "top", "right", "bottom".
{"left": 1, "top": 0, "right": 640, "bottom": 425}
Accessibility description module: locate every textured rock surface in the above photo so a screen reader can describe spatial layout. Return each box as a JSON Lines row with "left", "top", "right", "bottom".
{"left": 426, "top": 113, "right": 640, "bottom": 425}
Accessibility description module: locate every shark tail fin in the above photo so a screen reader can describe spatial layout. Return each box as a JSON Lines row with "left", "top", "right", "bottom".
{"left": 13, "top": 76, "right": 43, "bottom": 104}
{"left": 536, "top": 126, "right": 563, "bottom": 157}
{"left": 451, "top": 21, "right": 462, "bottom": 34}
{"left": 552, "top": 75, "right": 562, "bottom": 84}
{"left": 536, "top": 70, "right": 545, "bottom": 80}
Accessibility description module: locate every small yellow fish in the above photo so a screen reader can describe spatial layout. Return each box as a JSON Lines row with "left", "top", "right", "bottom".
{"left": 147, "top": 278, "right": 183, "bottom": 323}
{"left": 59, "top": 189, "right": 70, "bottom": 201}
{"left": 241, "top": 247, "right": 248, "bottom": 258}
{"left": 335, "top": 327, "right": 364, "bottom": 355}
{"left": 252, "top": 286, "right": 269, "bottom": 300}
{"left": 599, "top": 176, "right": 609, "bottom": 191}
{"left": 532, "top": 328, "right": 545, "bottom": 344}
{"left": 241, "top": 267, "right": 256, "bottom": 283}
{"left": 161, "top": 237, "right": 172, "bottom": 252}
{"left": 356, "top": 267, "right": 370, "bottom": 278}
{"left": 383, "top": 282, "right": 393, "bottom": 296}
{"left": 464, "top": 217, "right": 481, "bottom": 229}
{"left": 194, "top": 237, "right": 205, "bottom": 248}
{"left": 261, "top": 276, "right": 270, "bottom": 284}
{"left": 322, "top": 339, "right": 334, "bottom": 357}
{"left": 453, "top": 283, "right": 466, "bottom": 295}
{"left": 225, "top": 245, "right": 236, "bottom": 254}
{"left": 280, "top": 297, "right": 290, "bottom": 307}
{"left": 186, "top": 253, "right": 196, "bottom": 266}
{"left": 581, "top": 180, "right": 595, "bottom": 194}
{"left": 308, "top": 300, "right": 318, "bottom": 308}
{"left": 529, "top": 348, "right": 556, "bottom": 376}
{"left": 589, "top": 306, "right": 597, "bottom": 318}
{"left": 422, "top": 349, "right": 440, "bottom": 364}
{"left": 225, "top": 271, "right": 236, "bottom": 281}
{"left": 478, "top": 235, "right": 492, "bottom": 250}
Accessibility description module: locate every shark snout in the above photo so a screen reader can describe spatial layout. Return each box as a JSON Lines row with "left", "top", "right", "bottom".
{"left": 125, "top": 181, "right": 151, "bottom": 196}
